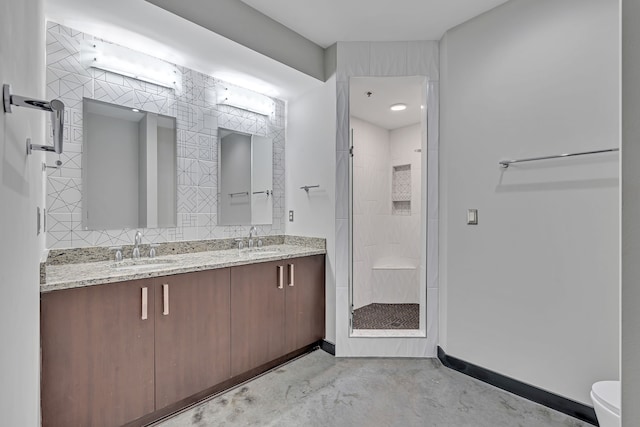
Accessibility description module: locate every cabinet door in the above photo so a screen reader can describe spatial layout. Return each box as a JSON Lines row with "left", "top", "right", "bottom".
{"left": 285, "top": 255, "right": 326, "bottom": 353}
{"left": 154, "top": 269, "right": 231, "bottom": 409}
{"left": 230, "top": 260, "right": 286, "bottom": 377}
{"left": 41, "top": 280, "right": 155, "bottom": 427}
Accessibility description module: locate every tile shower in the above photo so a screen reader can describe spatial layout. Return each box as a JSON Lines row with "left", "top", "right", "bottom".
{"left": 44, "top": 22, "right": 286, "bottom": 250}
{"left": 351, "top": 117, "right": 422, "bottom": 330}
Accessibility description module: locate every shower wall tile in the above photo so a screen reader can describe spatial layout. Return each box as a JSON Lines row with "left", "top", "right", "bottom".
{"left": 335, "top": 41, "right": 439, "bottom": 356}
{"left": 46, "top": 22, "right": 286, "bottom": 249}
{"left": 427, "top": 151, "right": 439, "bottom": 220}
{"left": 426, "top": 288, "right": 439, "bottom": 339}
{"left": 337, "top": 42, "right": 370, "bottom": 83}
{"left": 408, "top": 41, "right": 440, "bottom": 80}
{"left": 335, "top": 219, "right": 349, "bottom": 289}
{"left": 370, "top": 42, "right": 408, "bottom": 77}
{"left": 335, "top": 151, "right": 349, "bottom": 220}
{"left": 336, "top": 82, "right": 349, "bottom": 151}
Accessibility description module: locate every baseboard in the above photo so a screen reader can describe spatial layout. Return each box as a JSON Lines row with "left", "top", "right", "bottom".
{"left": 320, "top": 340, "right": 335, "bottom": 356}
{"left": 437, "top": 347, "right": 598, "bottom": 426}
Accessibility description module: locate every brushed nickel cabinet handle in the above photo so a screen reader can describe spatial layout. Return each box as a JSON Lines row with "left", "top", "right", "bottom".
{"left": 162, "top": 284, "right": 169, "bottom": 315}
{"left": 141, "top": 287, "right": 148, "bottom": 320}
{"left": 288, "top": 264, "right": 295, "bottom": 287}
{"left": 277, "top": 265, "right": 284, "bottom": 289}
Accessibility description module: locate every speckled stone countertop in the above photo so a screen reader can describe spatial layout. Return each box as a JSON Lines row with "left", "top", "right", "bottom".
{"left": 41, "top": 243, "right": 325, "bottom": 293}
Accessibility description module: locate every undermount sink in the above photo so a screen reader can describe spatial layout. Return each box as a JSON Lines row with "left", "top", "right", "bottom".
{"left": 242, "top": 248, "right": 281, "bottom": 257}
{"left": 111, "top": 259, "right": 177, "bottom": 271}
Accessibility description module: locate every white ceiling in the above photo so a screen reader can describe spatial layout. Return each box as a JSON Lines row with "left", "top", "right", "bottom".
{"left": 45, "top": 0, "right": 510, "bottom": 100}
{"left": 45, "top": 0, "right": 322, "bottom": 100}
{"left": 241, "top": 0, "right": 510, "bottom": 48}
{"left": 350, "top": 77, "right": 424, "bottom": 130}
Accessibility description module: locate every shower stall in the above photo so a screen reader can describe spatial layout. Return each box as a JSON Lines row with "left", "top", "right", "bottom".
{"left": 349, "top": 76, "right": 427, "bottom": 336}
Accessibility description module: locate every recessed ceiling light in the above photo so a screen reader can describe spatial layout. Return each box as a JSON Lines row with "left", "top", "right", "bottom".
{"left": 131, "top": 108, "right": 140, "bottom": 112}
{"left": 390, "top": 103, "right": 407, "bottom": 111}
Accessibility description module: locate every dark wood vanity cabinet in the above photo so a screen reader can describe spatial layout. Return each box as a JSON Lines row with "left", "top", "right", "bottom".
{"left": 284, "top": 254, "right": 325, "bottom": 353}
{"left": 41, "top": 279, "right": 156, "bottom": 427}
{"left": 230, "top": 260, "right": 287, "bottom": 376}
{"left": 40, "top": 254, "right": 324, "bottom": 427}
{"left": 230, "top": 255, "right": 325, "bottom": 376}
{"left": 153, "top": 269, "right": 231, "bottom": 409}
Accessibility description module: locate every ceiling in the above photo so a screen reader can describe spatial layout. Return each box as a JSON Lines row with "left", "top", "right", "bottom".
{"left": 241, "top": 0, "right": 510, "bottom": 48}
{"left": 350, "top": 77, "right": 424, "bottom": 130}
{"left": 45, "top": 0, "right": 510, "bottom": 100}
{"left": 45, "top": 0, "right": 321, "bottom": 99}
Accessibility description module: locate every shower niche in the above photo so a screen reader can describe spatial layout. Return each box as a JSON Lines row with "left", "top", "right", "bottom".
{"left": 349, "top": 76, "right": 427, "bottom": 336}
{"left": 392, "top": 164, "right": 411, "bottom": 216}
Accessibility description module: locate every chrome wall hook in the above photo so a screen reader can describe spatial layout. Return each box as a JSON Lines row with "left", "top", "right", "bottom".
{"left": 42, "top": 159, "right": 63, "bottom": 172}
{"left": 4, "top": 84, "right": 65, "bottom": 154}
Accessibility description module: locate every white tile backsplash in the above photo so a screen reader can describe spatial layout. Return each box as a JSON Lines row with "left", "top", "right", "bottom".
{"left": 46, "top": 23, "right": 286, "bottom": 249}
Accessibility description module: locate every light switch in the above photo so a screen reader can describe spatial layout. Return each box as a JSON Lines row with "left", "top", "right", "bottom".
{"left": 467, "top": 209, "right": 478, "bottom": 225}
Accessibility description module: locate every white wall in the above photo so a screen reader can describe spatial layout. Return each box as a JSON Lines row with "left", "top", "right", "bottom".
{"left": 0, "top": 1, "right": 45, "bottom": 425}
{"left": 286, "top": 76, "right": 337, "bottom": 342}
{"left": 621, "top": 0, "right": 639, "bottom": 424}
{"left": 439, "top": 0, "right": 619, "bottom": 405}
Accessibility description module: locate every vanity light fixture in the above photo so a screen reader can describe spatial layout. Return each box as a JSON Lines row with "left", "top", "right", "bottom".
{"left": 81, "top": 41, "right": 179, "bottom": 90}
{"left": 217, "top": 86, "right": 274, "bottom": 116}
{"left": 390, "top": 103, "right": 407, "bottom": 111}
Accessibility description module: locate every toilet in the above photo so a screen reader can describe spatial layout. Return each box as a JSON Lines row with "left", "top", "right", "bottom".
{"left": 591, "top": 381, "right": 620, "bottom": 427}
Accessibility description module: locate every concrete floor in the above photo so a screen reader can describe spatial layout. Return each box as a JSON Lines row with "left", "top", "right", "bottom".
{"left": 153, "top": 349, "right": 590, "bottom": 427}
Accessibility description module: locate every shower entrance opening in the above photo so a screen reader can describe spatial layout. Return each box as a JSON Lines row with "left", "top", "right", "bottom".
{"left": 349, "top": 76, "right": 427, "bottom": 337}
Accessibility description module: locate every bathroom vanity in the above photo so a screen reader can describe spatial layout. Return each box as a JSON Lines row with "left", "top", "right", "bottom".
{"left": 39, "top": 240, "right": 325, "bottom": 427}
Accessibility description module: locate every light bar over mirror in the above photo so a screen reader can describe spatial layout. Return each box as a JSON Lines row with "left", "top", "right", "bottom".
{"left": 216, "top": 85, "right": 274, "bottom": 116}
{"left": 81, "top": 41, "right": 180, "bottom": 90}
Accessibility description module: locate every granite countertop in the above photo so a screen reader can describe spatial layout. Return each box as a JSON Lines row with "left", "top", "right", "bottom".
{"left": 41, "top": 244, "right": 325, "bottom": 293}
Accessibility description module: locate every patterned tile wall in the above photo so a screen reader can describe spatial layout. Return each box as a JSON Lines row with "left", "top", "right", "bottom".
{"left": 392, "top": 164, "right": 411, "bottom": 202}
{"left": 45, "top": 22, "right": 286, "bottom": 249}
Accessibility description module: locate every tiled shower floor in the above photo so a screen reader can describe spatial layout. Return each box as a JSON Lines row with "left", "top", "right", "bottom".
{"left": 352, "top": 303, "right": 419, "bottom": 329}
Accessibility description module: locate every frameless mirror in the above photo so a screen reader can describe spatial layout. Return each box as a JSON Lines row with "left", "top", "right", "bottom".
{"left": 82, "top": 98, "right": 177, "bottom": 230}
{"left": 218, "top": 128, "right": 273, "bottom": 225}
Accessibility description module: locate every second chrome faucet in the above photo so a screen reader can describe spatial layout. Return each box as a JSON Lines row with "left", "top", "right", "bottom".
{"left": 132, "top": 231, "right": 143, "bottom": 260}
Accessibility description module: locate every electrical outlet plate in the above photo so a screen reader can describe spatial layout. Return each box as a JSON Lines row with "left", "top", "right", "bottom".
{"left": 289, "top": 210, "right": 294, "bottom": 222}
{"left": 467, "top": 209, "right": 478, "bottom": 225}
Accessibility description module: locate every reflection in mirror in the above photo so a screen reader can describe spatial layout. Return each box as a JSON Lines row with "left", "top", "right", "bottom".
{"left": 218, "top": 128, "right": 273, "bottom": 226}
{"left": 82, "top": 98, "right": 177, "bottom": 230}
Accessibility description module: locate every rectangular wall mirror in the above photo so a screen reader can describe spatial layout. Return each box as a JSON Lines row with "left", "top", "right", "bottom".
{"left": 82, "top": 98, "right": 177, "bottom": 230}
{"left": 218, "top": 128, "right": 273, "bottom": 226}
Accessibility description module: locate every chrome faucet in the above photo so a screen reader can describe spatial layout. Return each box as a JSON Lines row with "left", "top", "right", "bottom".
{"left": 248, "top": 226, "right": 257, "bottom": 250}
{"left": 133, "top": 231, "right": 142, "bottom": 260}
